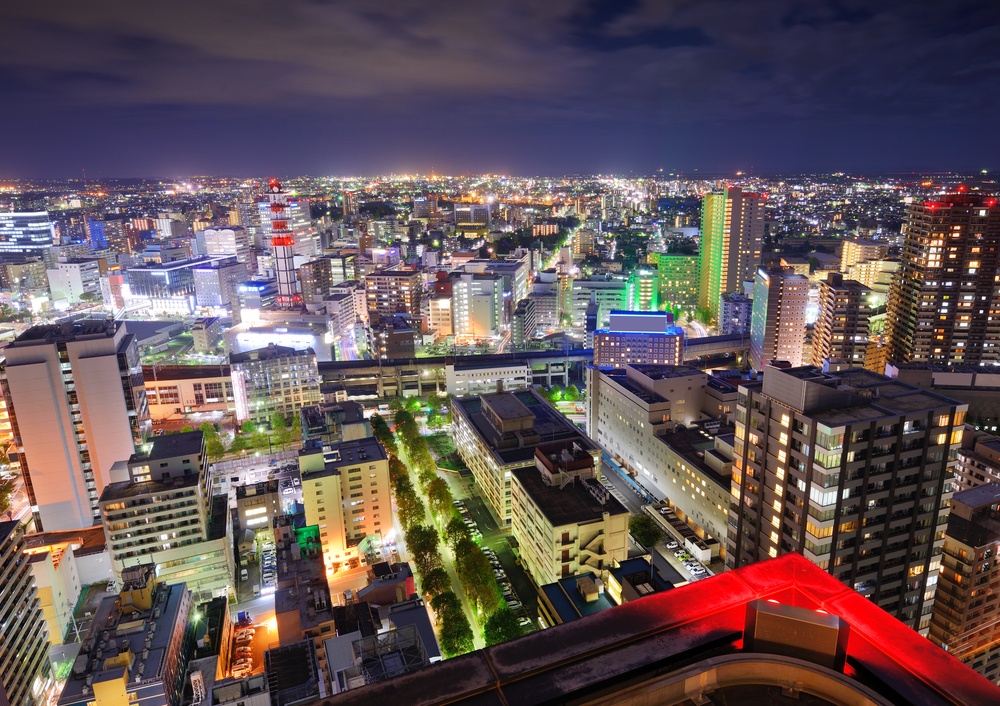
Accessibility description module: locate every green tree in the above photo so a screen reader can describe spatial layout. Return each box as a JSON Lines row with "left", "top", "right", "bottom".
{"left": 564, "top": 384, "right": 580, "bottom": 401}
{"left": 421, "top": 567, "right": 451, "bottom": 598}
{"left": 405, "top": 525, "right": 442, "bottom": 577}
{"left": 206, "top": 437, "right": 226, "bottom": 459}
{"left": 445, "top": 516, "right": 470, "bottom": 548}
{"left": 228, "top": 435, "right": 250, "bottom": 454}
{"left": 199, "top": 421, "right": 218, "bottom": 437}
{"left": 431, "top": 591, "right": 475, "bottom": 657}
{"left": 629, "top": 513, "right": 664, "bottom": 549}
{"left": 180, "top": 425, "right": 194, "bottom": 433}
{"left": 250, "top": 430, "right": 271, "bottom": 453}
{"left": 484, "top": 607, "right": 524, "bottom": 646}
{"left": 0, "top": 478, "right": 15, "bottom": 513}
{"left": 426, "top": 477, "right": 453, "bottom": 520}
{"left": 241, "top": 420, "right": 257, "bottom": 434}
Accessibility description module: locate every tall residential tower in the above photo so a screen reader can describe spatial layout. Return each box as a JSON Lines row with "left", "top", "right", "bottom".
{"left": 698, "top": 187, "right": 765, "bottom": 321}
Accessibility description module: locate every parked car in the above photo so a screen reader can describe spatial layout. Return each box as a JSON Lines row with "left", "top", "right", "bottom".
{"left": 232, "top": 665, "right": 252, "bottom": 679}
{"left": 666, "top": 541, "right": 679, "bottom": 550}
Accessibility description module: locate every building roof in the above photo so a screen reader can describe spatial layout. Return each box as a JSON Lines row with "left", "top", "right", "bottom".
{"left": 655, "top": 425, "right": 735, "bottom": 492}
{"left": 540, "top": 571, "right": 617, "bottom": 623}
{"left": 230, "top": 343, "right": 315, "bottom": 364}
{"left": 144, "top": 430, "right": 204, "bottom": 461}
{"left": 23, "top": 525, "right": 107, "bottom": 558}
{"left": 301, "top": 437, "right": 387, "bottom": 482}
{"left": 11, "top": 318, "right": 120, "bottom": 345}
{"left": 319, "top": 553, "right": 1000, "bottom": 706}
{"left": 512, "top": 466, "right": 627, "bottom": 528}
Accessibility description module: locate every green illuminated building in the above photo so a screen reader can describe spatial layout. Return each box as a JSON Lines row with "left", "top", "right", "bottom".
{"left": 627, "top": 269, "right": 659, "bottom": 311}
{"left": 698, "top": 187, "right": 765, "bottom": 321}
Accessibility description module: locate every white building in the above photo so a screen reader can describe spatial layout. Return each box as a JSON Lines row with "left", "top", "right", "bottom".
{"left": 3, "top": 320, "right": 150, "bottom": 530}
{"left": 445, "top": 360, "right": 532, "bottom": 396}
{"left": 451, "top": 273, "right": 504, "bottom": 339}
{"left": 47, "top": 258, "right": 105, "bottom": 305}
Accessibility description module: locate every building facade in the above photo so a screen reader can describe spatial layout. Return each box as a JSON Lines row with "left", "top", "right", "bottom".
{"left": 3, "top": 320, "right": 149, "bottom": 530}
{"left": 698, "top": 187, "right": 765, "bottom": 321}
{"left": 886, "top": 194, "right": 1000, "bottom": 367}
{"left": 230, "top": 344, "right": 322, "bottom": 423}
{"left": 811, "top": 273, "right": 871, "bottom": 368}
{"left": 364, "top": 269, "right": 422, "bottom": 319}
{"left": 593, "top": 310, "right": 684, "bottom": 367}
{"left": 729, "top": 365, "right": 968, "bottom": 634}
{"left": 749, "top": 267, "right": 809, "bottom": 370}
{"left": 0, "top": 521, "right": 49, "bottom": 706}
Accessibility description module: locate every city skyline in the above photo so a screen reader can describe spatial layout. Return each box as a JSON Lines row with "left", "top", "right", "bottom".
{"left": 2, "top": 1, "right": 999, "bottom": 177}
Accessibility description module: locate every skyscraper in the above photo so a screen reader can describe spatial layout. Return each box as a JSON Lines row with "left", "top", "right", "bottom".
{"left": 698, "top": 187, "right": 765, "bottom": 321}
{"left": 0, "top": 211, "right": 54, "bottom": 256}
{"left": 886, "top": 193, "right": 1000, "bottom": 366}
{"left": 748, "top": 267, "right": 808, "bottom": 370}
{"left": 729, "top": 365, "right": 967, "bottom": 633}
{"left": 811, "top": 273, "right": 871, "bottom": 368}
{"left": 0, "top": 520, "right": 49, "bottom": 706}
{"left": 2, "top": 320, "right": 150, "bottom": 530}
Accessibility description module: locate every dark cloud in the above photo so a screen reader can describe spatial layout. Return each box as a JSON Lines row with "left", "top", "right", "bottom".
{"left": 0, "top": 0, "right": 998, "bottom": 176}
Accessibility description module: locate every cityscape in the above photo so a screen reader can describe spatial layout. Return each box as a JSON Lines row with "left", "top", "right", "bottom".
{"left": 2, "top": 2, "right": 1000, "bottom": 706}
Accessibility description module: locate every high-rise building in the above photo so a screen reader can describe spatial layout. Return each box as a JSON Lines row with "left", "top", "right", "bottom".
{"left": 719, "top": 292, "right": 753, "bottom": 335}
{"left": 46, "top": 257, "right": 106, "bottom": 305}
{"left": 840, "top": 237, "right": 890, "bottom": 274}
{"left": 99, "top": 431, "right": 233, "bottom": 601}
{"left": 749, "top": 267, "right": 808, "bottom": 370}
{"left": 650, "top": 252, "right": 699, "bottom": 314}
{"left": 929, "top": 483, "right": 1000, "bottom": 682}
{"left": 811, "top": 273, "right": 871, "bottom": 368}
{"left": 0, "top": 520, "right": 50, "bottom": 706}
{"left": 698, "top": 187, "right": 765, "bottom": 321}
{"left": 299, "top": 437, "right": 390, "bottom": 574}
{"left": 0, "top": 211, "right": 54, "bottom": 257}
{"left": 570, "top": 275, "right": 627, "bottom": 329}
{"left": 364, "top": 269, "right": 422, "bottom": 319}
{"left": 451, "top": 272, "right": 503, "bottom": 339}
{"left": 3, "top": 320, "right": 149, "bottom": 530}
{"left": 593, "top": 310, "right": 684, "bottom": 367}
{"left": 955, "top": 431, "right": 1000, "bottom": 492}
{"left": 192, "top": 257, "right": 248, "bottom": 311}
{"left": 199, "top": 226, "right": 257, "bottom": 273}
{"left": 512, "top": 298, "right": 537, "bottom": 349}
{"left": 230, "top": 343, "right": 322, "bottom": 423}
{"left": 342, "top": 190, "right": 360, "bottom": 219}
{"left": 626, "top": 269, "right": 659, "bottom": 311}
{"left": 886, "top": 193, "right": 1000, "bottom": 366}
{"left": 729, "top": 365, "right": 967, "bottom": 633}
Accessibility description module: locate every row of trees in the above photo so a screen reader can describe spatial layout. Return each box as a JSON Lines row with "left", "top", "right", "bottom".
{"left": 371, "top": 414, "right": 475, "bottom": 657}
{"left": 182, "top": 414, "right": 302, "bottom": 460}
{"left": 539, "top": 384, "right": 582, "bottom": 403}
{"left": 392, "top": 410, "right": 522, "bottom": 645}
{"left": 377, "top": 412, "right": 523, "bottom": 648}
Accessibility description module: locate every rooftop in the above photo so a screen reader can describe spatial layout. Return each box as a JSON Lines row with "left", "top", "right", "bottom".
{"left": 512, "top": 466, "right": 627, "bottom": 528}
{"left": 656, "top": 425, "right": 736, "bottom": 491}
{"left": 301, "top": 437, "right": 386, "bottom": 482}
{"left": 11, "top": 318, "right": 120, "bottom": 345}
{"left": 540, "top": 571, "right": 617, "bottom": 623}
{"left": 230, "top": 343, "right": 314, "bottom": 364}
{"left": 319, "top": 553, "right": 1000, "bottom": 706}
{"left": 143, "top": 430, "right": 204, "bottom": 461}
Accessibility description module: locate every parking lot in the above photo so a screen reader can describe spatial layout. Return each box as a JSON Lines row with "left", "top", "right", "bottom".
{"left": 451, "top": 496, "right": 538, "bottom": 632}
{"left": 227, "top": 613, "right": 273, "bottom": 680}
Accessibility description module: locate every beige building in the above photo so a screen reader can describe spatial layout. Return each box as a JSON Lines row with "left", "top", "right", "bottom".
{"left": 811, "top": 273, "right": 871, "bottom": 368}
{"left": 452, "top": 389, "right": 602, "bottom": 526}
{"left": 840, "top": 237, "right": 890, "bottom": 274}
{"left": 749, "top": 267, "right": 809, "bottom": 370}
{"left": 300, "top": 436, "right": 391, "bottom": 573}
{"left": 511, "top": 444, "right": 629, "bottom": 586}
{"left": 144, "top": 366, "right": 234, "bottom": 418}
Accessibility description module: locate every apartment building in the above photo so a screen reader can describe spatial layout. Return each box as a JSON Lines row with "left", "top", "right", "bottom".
{"left": 511, "top": 443, "right": 629, "bottom": 586}
{"left": 811, "top": 273, "right": 871, "bottom": 368}
{"left": 0, "top": 521, "right": 49, "bottom": 706}
{"left": 729, "top": 365, "right": 967, "bottom": 634}
{"left": 364, "top": 269, "right": 422, "bottom": 319}
{"left": 299, "top": 437, "right": 391, "bottom": 573}
{"left": 99, "top": 431, "right": 233, "bottom": 601}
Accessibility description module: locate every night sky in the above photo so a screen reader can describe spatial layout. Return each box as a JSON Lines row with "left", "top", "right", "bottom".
{"left": 2, "top": 0, "right": 999, "bottom": 178}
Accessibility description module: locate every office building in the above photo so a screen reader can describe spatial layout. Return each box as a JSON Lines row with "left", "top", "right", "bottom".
{"left": 929, "top": 483, "right": 1000, "bottom": 682}
{"left": 99, "top": 431, "right": 233, "bottom": 601}
{"left": 199, "top": 226, "right": 257, "bottom": 273}
{"left": 3, "top": 320, "right": 149, "bottom": 530}
{"left": 650, "top": 252, "right": 699, "bottom": 313}
{"left": 327, "top": 552, "right": 1000, "bottom": 706}
{"left": 428, "top": 293, "right": 453, "bottom": 338}
{"left": 0, "top": 210, "right": 54, "bottom": 255}
{"left": 47, "top": 257, "right": 106, "bottom": 305}
{"left": 444, "top": 360, "right": 532, "bottom": 397}
{"left": 193, "top": 257, "right": 248, "bottom": 310}
{"left": 143, "top": 365, "right": 234, "bottom": 419}
{"left": 230, "top": 344, "right": 322, "bottom": 423}
{"left": 840, "top": 237, "right": 890, "bottom": 274}
{"left": 191, "top": 316, "right": 223, "bottom": 353}
{"left": 364, "top": 269, "right": 422, "bottom": 319}
{"left": 593, "top": 310, "right": 684, "bottom": 367}
{"left": 511, "top": 443, "right": 629, "bottom": 585}
{"left": 586, "top": 364, "right": 737, "bottom": 545}
{"left": 452, "top": 389, "right": 601, "bottom": 526}
{"left": 698, "top": 187, "right": 765, "bottom": 321}
{"left": 749, "top": 267, "right": 809, "bottom": 370}
{"left": 451, "top": 272, "right": 503, "bottom": 339}
{"left": 886, "top": 193, "right": 1000, "bottom": 366}
{"left": 57, "top": 565, "right": 194, "bottom": 706}
{"left": 299, "top": 436, "right": 391, "bottom": 574}
{"left": 811, "top": 273, "right": 871, "bottom": 368}
{"left": 512, "top": 298, "right": 537, "bottom": 348}
{"left": 626, "top": 269, "right": 659, "bottom": 311}
{"left": 454, "top": 203, "right": 491, "bottom": 228}
{"left": 719, "top": 291, "right": 752, "bottom": 336}
{"left": 570, "top": 276, "right": 627, "bottom": 329}
{"left": 368, "top": 315, "right": 416, "bottom": 360}
{"left": 126, "top": 257, "right": 207, "bottom": 315}
{"left": 729, "top": 365, "right": 968, "bottom": 633}
{"left": 0, "top": 521, "right": 50, "bottom": 706}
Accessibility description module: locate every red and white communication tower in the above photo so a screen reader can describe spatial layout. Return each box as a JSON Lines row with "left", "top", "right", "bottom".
{"left": 265, "top": 178, "right": 301, "bottom": 308}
